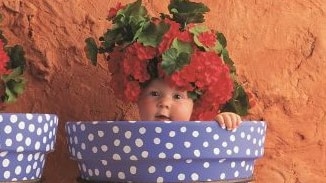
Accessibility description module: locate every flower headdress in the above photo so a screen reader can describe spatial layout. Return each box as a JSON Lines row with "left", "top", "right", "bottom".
{"left": 0, "top": 14, "right": 26, "bottom": 105}
{"left": 86, "top": 0, "right": 249, "bottom": 120}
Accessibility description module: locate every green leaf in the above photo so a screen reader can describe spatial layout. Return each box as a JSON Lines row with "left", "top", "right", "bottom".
{"left": 1, "top": 66, "right": 26, "bottom": 103}
{"left": 1, "top": 67, "right": 26, "bottom": 103}
{"left": 137, "top": 21, "right": 170, "bottom": 47}
{"left": 12, "top": 80, "right": 25, "bottom": 95}
{"left": 189, "top": 24, "right": 209, "bottom": 35}
{"left": 221, "top": 83, "right": 249, "bottom": 116}
{"left": 114, "top": 0, "right": 148, "bottom": 29}
{"left": 168, "top": 0, "right": 210, "bottom": 28}
{"left": 6, "top": 45, "right": 26, "bottom": 70}
{"left": 161, "top": 48, "right": 178, "bottom": 75}
{"left": 147, "top": 58, "right": 159, "bottom": 78}
{"left": 162, "top": 49, "right": 190, "bottom": 75}
{"left": 128, "top": 14, "right": 149, "bottom": 33}
{"left": 85, "top": 38, "right": 99, "bottom": 65}
{"left": 187, "top": 88, "right": 202, "bottom": 101}
{"left": 171, "top": 38, "right": 192, "bottom": 54}
{"left": 115, "top": 0, "right": 145, "bottom": 19}
{"left": 178, "top": 52, "right": 191, "bottom": 66}
{"left": 3, "top": 76, "right": 25, "bottom": 103}
{"left": 161, "top": 39, "right": 192, "bottom": 75}
{"left": 217, "top": 32, "right": 227, "bottom": 48}
{"left": 102, "top": 28, "right": 126, "bottom": 49}
{"left": 2, "top": 67, "right": 23, "bottom": 82}
{"left": 4, "top": 86, "right": 17, "bottom": 103}
{"left": 221, "top": 48, "right": 236, "bottom": 74}
{"left": 212, "top": 40, "right": 223, "bottom": 54}
{"left": 103, "top": 0, "right": 150, "bottom": 50}
{"left": 9, "top": 78, "right": 25, "bottom": 95}
{"left": 188, "top": 91, "right": 198, "bottom": 100}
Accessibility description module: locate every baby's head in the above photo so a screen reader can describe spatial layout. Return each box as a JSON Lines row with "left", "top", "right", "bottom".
{"left": 86, "top": 1, "right": 250, "bottom": 120}
{"left": 137, "top": 79, "right": 193, "bottom": 121}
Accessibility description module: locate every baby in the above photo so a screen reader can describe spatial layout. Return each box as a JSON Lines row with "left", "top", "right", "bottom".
{"left": 138, "top": 79, "right": 241, "bottom": 130}
{"left": 86, "top": 0, "right": 248, "bottom": 130}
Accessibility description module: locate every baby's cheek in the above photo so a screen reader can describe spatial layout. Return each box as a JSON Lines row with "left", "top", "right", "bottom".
{"left": 139, "top": 99, "right": 155, "bottom": 109}
{"left": 173, "top": 104, "right": 193, "bottom": 121}
{"left": 138, "top": 100, "right": 156, "bottom": 115}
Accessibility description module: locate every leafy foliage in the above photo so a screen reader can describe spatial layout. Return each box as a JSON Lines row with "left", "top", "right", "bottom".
{"left": 0, "top": 15, "right": 26, "bottom": 104}
{"left": 85, "top": 38, "right": 98, "bottom": 65}
{"left": 2, "top": 67, "right": 25, "bottom": 103}
{"left": 137, "top": 22, "right": 170, "bottom": 47}
{"left": 221, "top": 82, "right": 249, "bottom": 115}
{"left": 162, "top": 39, "right": 192, "bottom": 75}
{"left": 85, "top": 0, "right": 250, "bottom": 117}
{"left": 168, "top": 0, "right": 210, "bottom": 28}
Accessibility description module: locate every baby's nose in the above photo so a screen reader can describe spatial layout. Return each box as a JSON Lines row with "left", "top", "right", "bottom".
{"left": 157, "top": 96, "right": 172, "bottom": 108}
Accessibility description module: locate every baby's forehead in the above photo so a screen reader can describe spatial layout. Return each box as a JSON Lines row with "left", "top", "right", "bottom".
{"left": 144, "top": 80, "right": 185, "bottom": 93}
{"left": 146, "top": 79, "right": 168, "bottom": 87}
{"left": 144, "top": 82, "right": 173, "bottom": 91}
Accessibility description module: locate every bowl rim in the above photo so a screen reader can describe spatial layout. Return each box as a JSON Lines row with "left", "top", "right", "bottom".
{"left": 66, "top": 120, "right": 266, "bottom": 125}
{"left": 0, "top": 113, "right": 58, "bottom": 116}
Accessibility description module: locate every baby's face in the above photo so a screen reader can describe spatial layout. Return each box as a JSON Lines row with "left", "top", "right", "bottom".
{"left": 137, "top": 79, "right": 194, "bottom": 121}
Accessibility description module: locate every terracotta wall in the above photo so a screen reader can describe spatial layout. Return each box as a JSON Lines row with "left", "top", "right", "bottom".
{"left": 1, "top": 0, "right": 325, "bottom": 182}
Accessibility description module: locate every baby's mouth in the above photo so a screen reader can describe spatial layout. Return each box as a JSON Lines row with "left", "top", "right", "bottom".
{"left": 155, "top": 115, "right": 171, "bottom": 121}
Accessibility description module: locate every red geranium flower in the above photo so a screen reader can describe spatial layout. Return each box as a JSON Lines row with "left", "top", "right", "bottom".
{"left": 124, "top": 80, "right": 141, "bottom": 102}
{"left": 86, "top": 0, "right": 250, "bottom": 119}
{"left": 198, "top": 31, "right": 217, "bottom": 47}
{"left": 128, "top": 42, "right": 156, "bottom": 60}
{"left": 158, "top": 19, "right": 181, "bottom": 54}
{"left": 0, "top": 41, "right": 10, "bottom": 75}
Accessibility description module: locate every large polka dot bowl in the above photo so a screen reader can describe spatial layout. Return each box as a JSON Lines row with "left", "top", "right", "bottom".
{"left": 66, "top": 121, "right": 266, "bottom": 182}
{"left": 0, "top": 113, "right": 58, "bottom": 182}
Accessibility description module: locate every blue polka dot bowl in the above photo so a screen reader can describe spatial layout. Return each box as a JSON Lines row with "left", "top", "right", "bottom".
{"left": 66, "top": 121, "right": 266, "bottom": 182}
{"left": 0, "top": 113, "right": 59, "bottom": 182}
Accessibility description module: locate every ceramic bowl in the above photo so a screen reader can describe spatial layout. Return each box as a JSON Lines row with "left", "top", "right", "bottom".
{"left": 66, "top": 121, "right": 266, "bottom": 182}
{"left": 0, "top": 113, "right": 59, "bottom": 182}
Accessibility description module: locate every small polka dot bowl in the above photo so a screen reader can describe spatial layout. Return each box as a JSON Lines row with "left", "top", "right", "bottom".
{"left": 66, "top": 121, "right": 266, "bottom": 182}
{"left": 0, "top": 113, "right": 59, "bottom": 182}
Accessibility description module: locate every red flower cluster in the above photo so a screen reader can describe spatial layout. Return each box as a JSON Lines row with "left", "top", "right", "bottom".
{"left": 83, "top": 1, "right": 252, "bottom": 120}
{"left": 158, "top": 19, "right": 192, "bottom": 54}
{"left": 198, "top": 31, "right": 216, "bottom": 47}
{"left": 109, "top": 42, "right": 157, "bottom": 102}
{"left": 106, "top": 19, "right": 234, "bottom": 120}
{"left": 0, "top": 40, "right": 10, "bottom": 75}
{"left": 168, "top": 51, "right": 233, "bottom": 120}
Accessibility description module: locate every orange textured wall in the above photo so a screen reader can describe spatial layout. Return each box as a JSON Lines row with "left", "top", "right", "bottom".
{"left": 1, "top": 0, "right": 325, "bottom": 182}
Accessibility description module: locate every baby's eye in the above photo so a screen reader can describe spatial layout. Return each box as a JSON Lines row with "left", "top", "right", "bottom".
{"left": 173, "top": 93, "right": 184, "bottom": 100}
{"left": 149, "top": 91, "right": 160, "bottom": 97}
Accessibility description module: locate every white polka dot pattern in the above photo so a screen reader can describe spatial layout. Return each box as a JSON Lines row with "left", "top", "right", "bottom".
{"left": 65, "top": 121, "right": 266, "bottom": 182}
{"left": 0, "top": 113, "right": 58, "bottom": 181}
